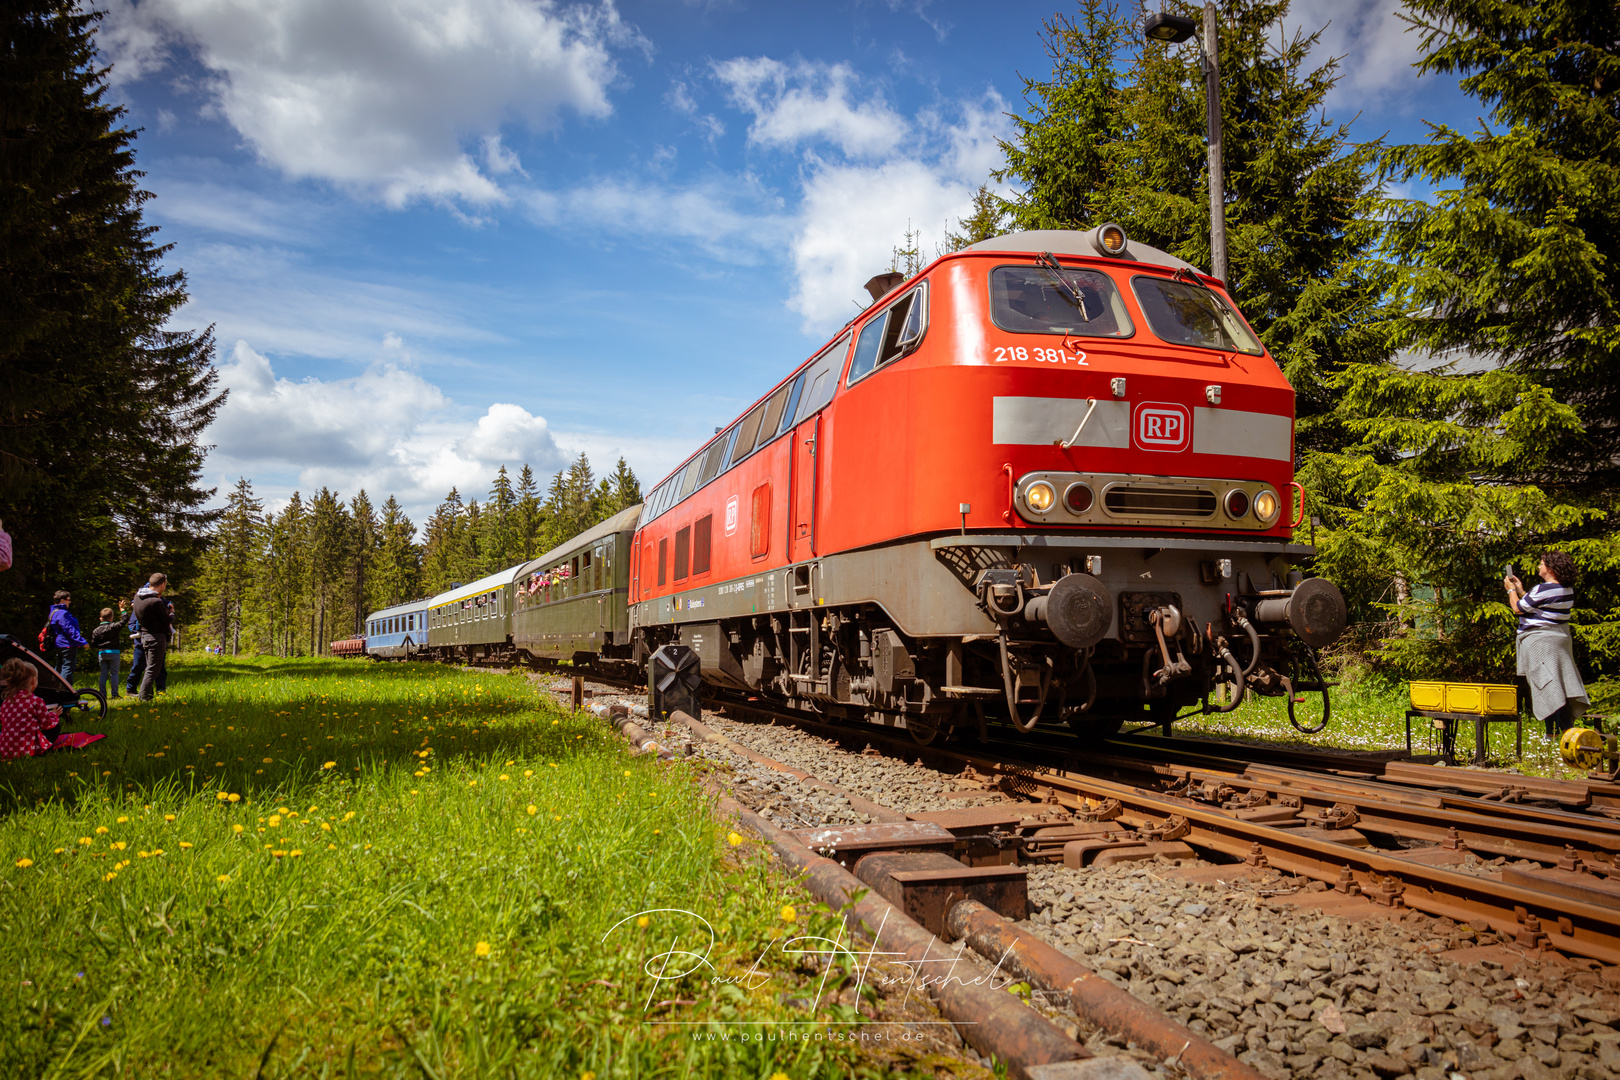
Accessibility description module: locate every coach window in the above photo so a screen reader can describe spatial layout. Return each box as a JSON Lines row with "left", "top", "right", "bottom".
{"left": 847, "top": 284, "right": 927, "bottom": 386}
{"left": 657, "top": 537, "right": 668, "bottom": 586}
{"left": 693, "top": 515, "right": 713, "bottom": 576}
{"left": 674, "top": 526, "right": 691, "bottom": 581}
{"left": 751, "top": 483, "right": 771, "bottom": 559}
{"left": 731, "top": 402, "right": 767, "bottom": 466}
{"left": 582, "top": 549, "right": 593, "bottom": 591}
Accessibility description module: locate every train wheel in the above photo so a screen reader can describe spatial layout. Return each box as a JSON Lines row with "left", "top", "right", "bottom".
{"left": 906, "top": 715, "right": 940, "bottom": 745}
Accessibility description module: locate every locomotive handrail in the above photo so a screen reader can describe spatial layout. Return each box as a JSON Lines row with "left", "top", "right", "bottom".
{"left": 1288, "top": 481, "right": 1306, "bottom": 529}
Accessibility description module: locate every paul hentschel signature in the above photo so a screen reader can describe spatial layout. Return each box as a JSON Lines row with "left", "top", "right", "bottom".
{"left": 602, "top": 907, "right": 1017, "bottom": 1018}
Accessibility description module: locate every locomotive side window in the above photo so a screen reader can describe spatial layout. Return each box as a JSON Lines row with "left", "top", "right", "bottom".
{"left": 678, "top": 458, "right": 704, "bottom": 499}
{"left": 847, "top": 284, "right": 927, "bottom": 386}
{"left": 1130, "top": 276, "right": 1264, "bottom": 355}
{"left": 753, "top": 383, "right": 794, "bottom": 452}
{"left": 774, "top": 373, "right": 806, "bottom": 440}
{"left": 732, "top": 402, "right": 767, "bottom": 465}
{"left": 698, "top": 432, "right": 730, "bottom": 486}
{"left": 657, "top": 538, "right": 668, "bottom": 586}
{"left": 674, "top": 526, "right": 691, "bottom": 581}
{"left": 794, "top": 332, "right": 850, "bottom": 422}
{"left": 990, "top": 266, "right": 1132, "bottom": 337}
{"left": 692, "top": 514, "right": 713, "bottom": 575}
{"left": 751, "top": 483, "right": 770, "bottom": 558}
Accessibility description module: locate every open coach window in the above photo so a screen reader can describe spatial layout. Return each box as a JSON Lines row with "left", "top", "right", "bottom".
{"left": 990, "top": 265, "right": 1132, "bottom": 337}
{"left": 847, "top": 283, "right": 927, "bottom": 385}
{"left": 1131, "top": 276, "right": 1263, "bottom": 355}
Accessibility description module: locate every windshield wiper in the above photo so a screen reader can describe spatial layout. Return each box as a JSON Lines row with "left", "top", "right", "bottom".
{"left": 1037, "top": 252, "right": 1091, "bottom": 322}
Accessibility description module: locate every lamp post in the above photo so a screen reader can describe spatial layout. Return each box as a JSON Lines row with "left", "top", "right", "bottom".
{"left": 1143, "top": 5, "right": 1227, "bottom": 283}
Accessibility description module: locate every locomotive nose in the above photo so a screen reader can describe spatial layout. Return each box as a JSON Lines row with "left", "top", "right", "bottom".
{"left": 1025, "top": 572, "right": 1113, "bottom": 649}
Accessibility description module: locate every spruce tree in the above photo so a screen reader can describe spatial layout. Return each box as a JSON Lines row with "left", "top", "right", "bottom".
{"left": 1304, "top": 0, "right": 1620, "bottom": 677}
{"left": 348, "top": 491, "right": 378, "bottom": 637}
{"left": 374, "top": 496, "right": 421, "bottom": 608}
{"left": 196, "top": 478, "right": 262, "bottom": 654}
{"left": 0, "top": 1, "right": 223, "bottom": 635}
{"left": 515, "top": 464, "right": 545, "bottom": 559}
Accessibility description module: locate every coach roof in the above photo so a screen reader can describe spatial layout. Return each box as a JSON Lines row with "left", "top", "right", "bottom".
{"left": 431, "top": 565, "right": 523, "bottom": 609}
{"left": 516, "top": 503, "right": 643, "bottom": 580}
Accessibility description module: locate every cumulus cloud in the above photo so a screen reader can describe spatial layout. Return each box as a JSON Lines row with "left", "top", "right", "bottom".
{"left": 522, "top": 174, "right": 790, "bottom": 260}
{"left": 209, "top": 339, "right": 569, "bottom": 515}
{"left": 100, "top": 0, "right": 639, "bottom": 206}
{"left": 1284, "top": 0, "right": 1428, "bottom": 113}
{"left": 714, "top": 57, "right": 908, "bottom": 159}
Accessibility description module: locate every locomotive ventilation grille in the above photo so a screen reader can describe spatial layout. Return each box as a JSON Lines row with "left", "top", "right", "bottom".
{"left": 1102, "top": 483, "right": 1217, "bottom": 518}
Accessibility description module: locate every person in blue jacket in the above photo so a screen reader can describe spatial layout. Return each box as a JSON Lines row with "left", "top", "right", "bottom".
{"left": 48, "top": 591, "right": 89, "bottom": 683}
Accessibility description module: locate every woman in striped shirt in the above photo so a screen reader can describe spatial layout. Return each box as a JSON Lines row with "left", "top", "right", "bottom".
{"left": 1505, "top": 551, "right": 1588, "bottom": 737}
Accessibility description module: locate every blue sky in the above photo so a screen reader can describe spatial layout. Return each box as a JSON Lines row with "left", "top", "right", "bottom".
{"left": 96, "top": 0, "right": 1478, "bottom": 529}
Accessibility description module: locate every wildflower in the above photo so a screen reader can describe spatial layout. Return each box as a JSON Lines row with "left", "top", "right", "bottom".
{"left": 499, "top": 775, "right": 510, "bottom": 781}
{"left": 727, "top": 832, "right": 744, "bottom": 847}
{"left": 636, "top": 916, "right": 649, "bottom": 928}
{"left": 232, "top": 824, "right": 245, "bottom": 834}
{"left": 780, "top": 906, "right": 796, "bottom": 923}
{"left": 164, "top": 814, "right": 175, "bottom": 822}
{"left": 110, "top": 842, "right": 126, "bottom": 851}
{"left": 53, "top": 848, "right": 63, "bottom": 854}
{"left": 216, "top": 792, "right": 230, "bottom": 801}
{"left": 104, "top": 872, "right": 116, "bottom": 882}
{"left": 94, "top": 827, "right": 108, "bottom": 835}
{"left": 271, "top": 850, "right": 287, "bottom": 857}
{"left": 151, "top": 849, "right": 164, "bottom": 856}
{"left": 653, "top": 830, "right": 661, "bottom": 835}
{"left": 289, "top": 850, "right": 302, "bottom": 857}
{"left": 321, "top": 822, "right": 332, "bottom": 831}
{"left": 523, "top": 770, "right": 533, "bottom": 777}
{"left": 78, "top": 837, "right": 91, "bottom": 846}
{"left": 526, "top": 805, "right": 537, "bottom": 815}
{"left": 548, "top": 763, "right": 558, "bottom": 769}
{"left": 262, "top": 758, "right": 272, "bottom": 764}
{"left": 322, "top": 762, "right": 335, "bottom": 770}
{"left": 343, "top": 811, "right": 354, "bottom": 821}
{"left": 216, "top": 874, "right": 230, "bottom": 884}
{"left": 116, "top": 816, "right": 128, "bottom": 824}
{"left": 179, "top": 842, "right": 192, "bottom": 850}
{"left": 15, "top": 858, "right": 32, "bottom": 868}
{"left": 327, "top": 843, "right": 336, "bottom": 850}
{"left": 474, "top": 941, "right": 492, "bottom": 957}
{"left": 623, "top": 770, "right": 631, "bottom": 777}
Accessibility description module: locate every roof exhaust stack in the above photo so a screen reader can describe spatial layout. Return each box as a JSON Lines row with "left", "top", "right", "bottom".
{"left": 864, "top": 272, "right": 906, "bottom": 302}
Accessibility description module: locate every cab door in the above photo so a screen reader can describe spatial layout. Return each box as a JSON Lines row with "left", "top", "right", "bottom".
{"left": 789, "top": 414, "right": 819, "bottom": 563}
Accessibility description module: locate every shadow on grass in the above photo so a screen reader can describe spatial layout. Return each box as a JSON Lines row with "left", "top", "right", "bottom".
{"left": 0, "top": 657, "right": 621, "bottom": 814}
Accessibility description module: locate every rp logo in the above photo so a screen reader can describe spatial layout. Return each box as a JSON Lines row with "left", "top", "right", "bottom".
{"left": 1133, "top": 402, "right": 1192, "bottom": 452}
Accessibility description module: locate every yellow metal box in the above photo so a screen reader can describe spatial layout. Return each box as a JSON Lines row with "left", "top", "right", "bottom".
{"left": 1409, "top": 681, "right": 1518, "bottom": 715}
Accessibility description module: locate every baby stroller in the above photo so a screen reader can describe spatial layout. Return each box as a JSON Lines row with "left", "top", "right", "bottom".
{"left": 0, "top": 634, "right": 109, "bottom": 720}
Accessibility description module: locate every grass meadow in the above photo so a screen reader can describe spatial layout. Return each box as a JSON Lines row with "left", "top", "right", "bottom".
{"left": 0, "top": 655, "right": 915, "bottom": 1079}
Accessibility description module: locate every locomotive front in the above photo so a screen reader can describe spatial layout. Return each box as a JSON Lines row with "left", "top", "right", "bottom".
{"left": 867, "top": 225, "right": 1349, "bottom": 737}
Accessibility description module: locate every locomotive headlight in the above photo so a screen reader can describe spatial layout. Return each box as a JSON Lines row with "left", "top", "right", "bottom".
{"left": 1064, "top": 482, "right": 1094, "bottom": 514}
{"left": 1224, "top": 488, "right": 1250, "bottom": 519}
{"left": 1025, "top": 481, "right": 1057, "bottom": 514}
{"left": 1253, "top": 488, "right": 1281, "bottom": 524}
{"left": 1089, "top": 223, "right": 1129, "bottom": 257}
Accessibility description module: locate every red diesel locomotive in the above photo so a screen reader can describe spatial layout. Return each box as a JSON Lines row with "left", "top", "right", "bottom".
{"left": 627, "top": 226, "right": 1347, "bottom": 742}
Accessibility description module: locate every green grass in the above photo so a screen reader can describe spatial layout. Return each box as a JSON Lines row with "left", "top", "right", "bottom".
{"left": 1173, "top": 674, "right": 1590, "bottom": 780}
{"left": 0, "top": 656, "right": 910, "bottom": 1078}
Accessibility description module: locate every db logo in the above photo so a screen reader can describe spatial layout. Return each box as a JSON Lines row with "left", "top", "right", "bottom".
{"left": 1133, "top": 402, "right": 1192, "bottom": 452}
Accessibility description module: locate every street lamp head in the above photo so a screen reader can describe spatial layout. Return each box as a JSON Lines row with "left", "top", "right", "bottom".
{"left": 1143, "top": 12, "right": 1197, "bottom": 43}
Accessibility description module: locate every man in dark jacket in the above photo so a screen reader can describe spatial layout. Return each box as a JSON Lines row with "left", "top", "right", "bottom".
{"left": 48, "top": 591, "right": 89, "bottom": 683}
{"left": 125, "top": 586, "right": 151, "bottom": 694}
{"left": 133, "top": 573, "right": 173, "bottom": 701}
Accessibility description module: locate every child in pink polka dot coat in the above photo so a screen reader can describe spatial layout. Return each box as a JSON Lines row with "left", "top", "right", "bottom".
{"left": 0, "top": 657, "right": 60, "bottom": 759}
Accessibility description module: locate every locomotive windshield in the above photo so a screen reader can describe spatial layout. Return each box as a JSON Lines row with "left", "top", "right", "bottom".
{"left": 1131, "top": 276, "right": 1264, "bottom": 355}
{"left": 990, "top": 266, "right": 1133, "bottom": 337}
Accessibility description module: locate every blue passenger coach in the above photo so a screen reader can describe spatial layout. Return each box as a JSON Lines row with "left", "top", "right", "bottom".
{"left": 364, "top": 599, "right": 431, "bottom": 660}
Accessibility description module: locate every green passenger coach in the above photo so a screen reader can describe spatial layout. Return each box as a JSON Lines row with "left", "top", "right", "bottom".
{"left": 513, "top": 505, "right": 642, "bottom": 664}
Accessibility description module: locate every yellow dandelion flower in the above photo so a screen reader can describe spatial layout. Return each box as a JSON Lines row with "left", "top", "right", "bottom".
{"left": 15, "top": 858, "right": 32, "bottom": 868}
{"left": 343, "top": 811, "right": 355, "bottom": 821}
{"left": 228, "top": 794, "right": 241, "bottom": 803}
{"left": 769, "top": 1074, "right": 790, "bottom": 1080}
{"left": 53, "top": 848, "right": 63, "bottom": 854}
{"left": 163, "top": 814, "right": 175, "bottom": 822}
{"left": 321, "top": 822, "right": 332, "bottom": 831}
{"left": 547, "top": 762, "right": 558, "bottom": 768}
{"left": 322, "top": 762, "right": 335, "bottom": 770}
{"left": 653, "top": 830, "right": 661, "bottom": 835}
{"left": 636, "top": 916, "right": 649, "bottom": 928}
{"left": 505, "top": 759, "right": 515, "bottom": 766}
{"left": 623, "top": 770, "right": 631, "bottom": 777}
{"left": 110, "top": 841, "right": 126, "bottom": 851}
{"left": 262, "top": 758, "right": 272, "bottom": 764}
{"left": 581, "top": 1071, "right": 595, "bottom": 1080}
{"left": 474, "top": 941, "right": 492, "bottom": 957}
{"left": 232, "top": 824, "right": 244, "bottom": 834}
{"left": 216, "top": 792, "right": 230, "bottom": 801}
{"left": 526, "top": 804, "right": 538, "bottom": 815}
{"left": 780, "top": 905, "right": 796, "bottom": 923}
{"left": 267, "top": 815, "right": 281, "bottom": 828}
{"left": 727, "top": 832, "right": 743, "bottom": 847}
{"left": 116, "top": 816, "right": 128, "bottom": 824}
{"left": 499, "top": 774, "right": 510, "bottom": 781}
{"left": 104, "top": 872, "right": 117, "bottom": 881}
{"left": 523, "top": 769, "right": 533, "bottom": 777}
{"left": 179, "top": 842, "right": 192, "bottom": 850}
{"left": 289, "top": 850, "right": 302, "bottom": 857}
{"left": 271, "top": 850, "right": 287, "bottom": 857}
{"left": 94, "top": 826, "right": 108, "bottom": 835}
{"left": 216, "top": 874, "right": 230, "bottom": 884}
{"left": 78, "top": 837, "right": 91, "bottom": 846}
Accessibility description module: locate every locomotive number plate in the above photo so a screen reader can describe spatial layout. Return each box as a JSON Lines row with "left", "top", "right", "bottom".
{"left": 991, "top": 344, "right": 1088, "bottom": 366}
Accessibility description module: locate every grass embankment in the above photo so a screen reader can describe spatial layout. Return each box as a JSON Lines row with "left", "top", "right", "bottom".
{"left": 0, "top": 656, "right": 892, "bottom": 1078}
{"left": 1176, "top": 675, "right": 1588, "bottom": 780}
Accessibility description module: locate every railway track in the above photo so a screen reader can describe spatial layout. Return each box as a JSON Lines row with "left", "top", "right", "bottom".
{"left": 566, "top": 682, "right": 1620, "bottom": 1080}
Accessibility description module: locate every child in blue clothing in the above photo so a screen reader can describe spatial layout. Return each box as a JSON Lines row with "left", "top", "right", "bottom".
{"left": 90, "top": 607, "right": 122, "bottom": 700}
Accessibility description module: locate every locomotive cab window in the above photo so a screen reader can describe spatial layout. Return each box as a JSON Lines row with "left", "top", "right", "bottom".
{"left": 847, "top": 283, "right": 927, "bottom": 386}
{"left": 990, "top": 265, "right": 1133, "bottom": 337}
{"left": 1131, "top": 276, "right": 1263, "bottom": 355}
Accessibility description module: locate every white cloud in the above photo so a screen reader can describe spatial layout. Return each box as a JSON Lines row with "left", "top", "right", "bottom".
{"left": 101, "top": 0, "right": 639, "bottom": 206}
{"left": 522, "top": 175, "right": 790, "bottom": 261}
{"left": 1285, "top": 0, "right": 1427, "bottom": 112}
{"left": 714, "top": 57, "right": 908, "bottom": 159}
{"left": 208, "top": 339, "right": 569, "bottom": 516}
{"left": 784, "top": 95, "right": 1011, "bottom": 328}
